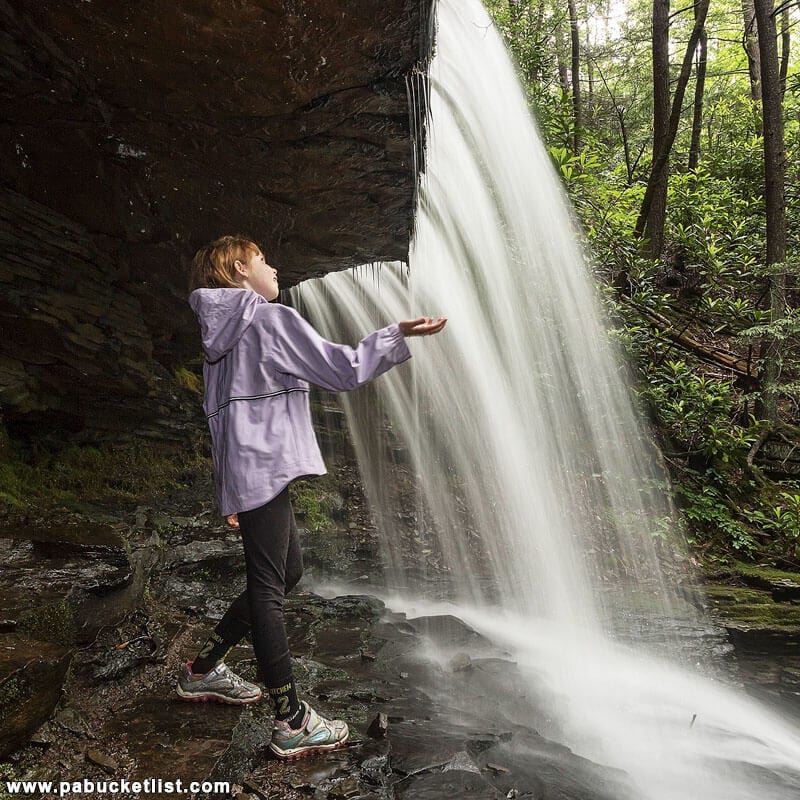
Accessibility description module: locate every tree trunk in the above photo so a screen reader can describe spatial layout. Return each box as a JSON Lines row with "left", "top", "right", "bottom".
{"left": 634, "top": 0, "right": 709, "bottom": 257}
{"left": 636, "top": 0, "right": 670, "bottom": 258}
{"left": 689, "top": 23, "right": 708, "bottom": 170}
{"left": 555, "top": 17, "right": 571, "bottom": 97}
{"left": 586, "top": 22, "right": 594, "bottom": 115}
{"left": 742, "top": 0, "right": 763, "bottom": 134}
{"left": 753, "top": 0, "right": 787, "bottom": 424}
{"left": 595, "top": 61, "right": 634, "bottom": 183}
{"left": 568, "top": 0, "right": 582, "bottom": 152}
{"left": 780, "top": 5, "right": 790, "bottom": 99}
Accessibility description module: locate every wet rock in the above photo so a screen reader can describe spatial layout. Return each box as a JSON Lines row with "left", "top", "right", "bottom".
{"left": 105, "top": 697, "right": 240, "bottom": 791}
{"left": 473, "top": 730, "right": 637, "bottom": 800}
{"left": 240, "top": 780, "right": 272, "bottom": 800}
{"left": 0, "top": 634, "right": 71, "bottom": 758}
{"left": 394, "top": 769, "right": 505, "bottom": 800}
{"left": 29, "top": 723, "right": 55, "bottom": 746}
{"left": 204, "top": 706, "right": 273, "bottom": 794}
{"left": 85, "top": 748, "right": 118, "bottom": 774}
{"left": 54, "top": 706, "right": 94, "bottom": 739}
{"left": 152, "top": 531, "right": 248, "bottom": 618}
{"left": 366, "top": 712, "right": 388, "bottom": 739}
{"left": 0, "top": 522, "right": 141, "bottom": 646}
{"left": 444, "top": 751, "right": 481, "bottom": 774}
{"left": 0, "top": 522, "right": 131, "bottom": 595}
{"left": 358, "top": 740, "right": 392, "bottom": 788}
{"left": 727, "top": 563, "right": 800, "bottom": 602}
{"left": 387, "top": 721, "right": 468, "bottom": 777}
{"left": 449, "top": 653, "right": 473, "bottom": 672}
{"left": 284, "top": 751, "right": 349, "bottom": 790}
{"left": 301, "top": 528, "right": 385, "bottom": 581}
{"left": 328, "top": 775, "right": 362, "bottom": 798}
{"left": 407, "top": 615, "right": 489, "bottom": 651}
{"left": 164, "top": 538, "right": 244, "bottom": 572}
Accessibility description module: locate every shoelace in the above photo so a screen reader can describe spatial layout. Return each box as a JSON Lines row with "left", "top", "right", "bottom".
{"left": 220, "top": 665, "right": 245, "bottom": 687}
{"left": 208, "top": 663, "right": 244, "bottom": 688}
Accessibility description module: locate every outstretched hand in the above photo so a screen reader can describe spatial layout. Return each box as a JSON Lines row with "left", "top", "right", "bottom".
{"left": 399, "top": 317, "right": 448, "bottom": 337}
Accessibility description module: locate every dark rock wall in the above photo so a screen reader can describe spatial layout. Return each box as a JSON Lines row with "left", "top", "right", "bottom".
{"left": 0, "top": 0, "right": 433, "bottom": 440}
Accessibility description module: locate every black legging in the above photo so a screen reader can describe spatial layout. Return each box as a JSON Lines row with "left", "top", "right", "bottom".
{"left": 214, "top": 487, "right": 303, "bottom": 688}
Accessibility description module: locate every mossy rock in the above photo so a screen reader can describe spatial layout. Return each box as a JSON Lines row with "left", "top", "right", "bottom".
{"left": 17, "top": 599, "right": 77, "bottom": 646}
{"left": 730, "top": 561, "right": 800, "bottom": 601}
{"left": 703, "top": 584, "right": 800, "bottom": 631}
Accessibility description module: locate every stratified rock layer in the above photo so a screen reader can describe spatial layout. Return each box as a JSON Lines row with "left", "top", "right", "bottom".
{"left": 0, "top": 0, "right": 432, "bottom": 439}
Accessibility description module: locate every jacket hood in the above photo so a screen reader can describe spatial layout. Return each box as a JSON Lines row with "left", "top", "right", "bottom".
{"left": 189, "top": 288, "right": 265, "bottom": 362}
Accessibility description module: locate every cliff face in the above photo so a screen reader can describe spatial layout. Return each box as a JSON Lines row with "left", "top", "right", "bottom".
{"left": 0, "top": 0, "right": 433, "bottom": 441}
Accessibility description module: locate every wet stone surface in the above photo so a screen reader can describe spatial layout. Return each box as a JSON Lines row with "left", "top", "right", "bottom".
{"left": 4, "top": 505, "right": 800, "bottom": 799}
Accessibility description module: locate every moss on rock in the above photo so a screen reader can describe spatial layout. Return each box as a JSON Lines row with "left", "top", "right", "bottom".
{"left": 703, "top": 584, "right": 800, "bottom": 631}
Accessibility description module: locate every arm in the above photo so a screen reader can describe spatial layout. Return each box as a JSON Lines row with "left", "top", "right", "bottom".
{"left": 264, "top": 304, "right": 413, "bottom": 392}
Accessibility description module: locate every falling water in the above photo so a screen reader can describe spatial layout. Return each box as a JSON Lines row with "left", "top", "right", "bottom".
{"left": 293, "top": 0, "right": 800, "bottom": 797}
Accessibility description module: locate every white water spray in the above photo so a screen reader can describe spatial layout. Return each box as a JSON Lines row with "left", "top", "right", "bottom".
{"left": 294, "top": 0, "right": 800, "bottom": 797}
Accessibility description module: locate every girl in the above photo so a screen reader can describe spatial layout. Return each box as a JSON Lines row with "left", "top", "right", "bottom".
{"left": 177, "top": 235, "right": 446, "bottom": 760}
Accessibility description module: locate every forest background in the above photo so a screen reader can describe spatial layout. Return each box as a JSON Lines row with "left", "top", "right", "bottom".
{"left": 483, "top": 0, "right": 800, "bottom": 567}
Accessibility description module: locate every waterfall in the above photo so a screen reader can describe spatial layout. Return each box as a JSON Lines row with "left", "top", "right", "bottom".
{"left": 292, "top": 0, "right": 800, "bottom": 797}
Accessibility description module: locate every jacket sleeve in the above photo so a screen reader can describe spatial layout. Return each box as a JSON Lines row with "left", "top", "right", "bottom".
{"left": 263, "top": 304, "right": 412, "bottom": 391}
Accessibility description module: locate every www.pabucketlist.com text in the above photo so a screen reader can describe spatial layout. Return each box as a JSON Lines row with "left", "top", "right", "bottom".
{"left": 4, "top": 778, "right": 231, "bottom": 797}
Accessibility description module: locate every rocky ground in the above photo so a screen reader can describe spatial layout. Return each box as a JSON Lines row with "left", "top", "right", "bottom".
{"left": 0, "top": 494, "right": 637, "bottom": 800}
{"left": 3, "top": 453, "right": 800, "bottom": 800}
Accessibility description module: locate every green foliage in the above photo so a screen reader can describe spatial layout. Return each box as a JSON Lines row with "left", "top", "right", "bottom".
{"left": 676, "top": 478, "right": 758, "bottom": 557}
{"left": 743, "top": 487, "right": 800, "bottom": 546}
{"left": 0, "top": 436, "right": 210, "bottom": 514}
{"left": 483, "top": 0, "right": 576, "bottom": 141}
{"left": 640, "top": 359, "right": 753, "bottom": 462}
{"left": 290, "top": 480, "right": 339, "bottom": 532}
{"left": 548, "top": 145, "right": 601, "bottom": 186}
{"left": 175, "top": 366, "right": 203, "bottom": 395}
{"left": 580, "top": 160, "right": 799, "bottom": 562}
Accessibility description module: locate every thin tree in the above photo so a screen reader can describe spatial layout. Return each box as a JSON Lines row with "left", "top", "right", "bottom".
{"left": 634, "top": 0, "right": 710, "bottom": 258}
{"left": 742, "top": 0, "right": 763, "bottom": 134}
{"left": 568, "top": 0, "right": 582, "bottom": 152}
{"left": 555, "top": 14, "right": 572, "bottom": 97}
{"left": 753, "top": 0, "right": 787, "bottom": 424}
{"left": 688, "top": 10, "right": 708, "bottom": 171}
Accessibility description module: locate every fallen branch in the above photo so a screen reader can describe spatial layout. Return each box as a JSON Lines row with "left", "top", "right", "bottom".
{"left": 621, "top": 297, "right": 758, "bottom": 383}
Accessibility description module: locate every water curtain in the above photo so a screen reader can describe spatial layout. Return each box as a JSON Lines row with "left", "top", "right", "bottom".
{"left": 293, "top": 1, "right": 800, "bottom": 797}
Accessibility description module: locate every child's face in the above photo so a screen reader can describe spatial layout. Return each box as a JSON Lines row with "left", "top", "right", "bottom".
{"left": 238, "top": 248, "right": 279, "bottom": 301}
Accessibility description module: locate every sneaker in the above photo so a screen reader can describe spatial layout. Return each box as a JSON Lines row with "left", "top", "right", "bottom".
{"left": 176, "top": 661, "right": 262, "bottom": 705}
{"left": 268, "top": 701, "right": 349, "bottom": 760}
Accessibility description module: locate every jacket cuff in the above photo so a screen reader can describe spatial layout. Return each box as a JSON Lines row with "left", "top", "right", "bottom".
{"left": 385, "top": 323, "right": 412, "bottom": 363}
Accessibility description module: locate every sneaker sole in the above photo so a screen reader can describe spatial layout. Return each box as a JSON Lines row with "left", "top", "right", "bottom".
{"left": 268, "top": 732, "right": 350, "bottom": 760}
{"left": 176, "top": 687, "right": 262, "bottom": 705}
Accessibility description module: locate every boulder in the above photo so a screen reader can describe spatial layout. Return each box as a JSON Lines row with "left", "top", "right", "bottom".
{"left": 0, "top": 633, "right": 71, "bottom": 759}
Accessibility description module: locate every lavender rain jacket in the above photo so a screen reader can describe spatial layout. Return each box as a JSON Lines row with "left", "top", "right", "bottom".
{"left": 189, "top": 288, "right": 412, "bottom": 516}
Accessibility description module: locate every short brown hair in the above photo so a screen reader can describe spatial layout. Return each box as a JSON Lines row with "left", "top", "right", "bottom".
{"left": 188, "top": 235, "right": 259, "bottom": 292}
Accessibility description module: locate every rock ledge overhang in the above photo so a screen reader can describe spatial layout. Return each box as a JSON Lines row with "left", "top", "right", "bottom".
{"left": 0, "top": 0, "right": 434, "bottom": 439}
